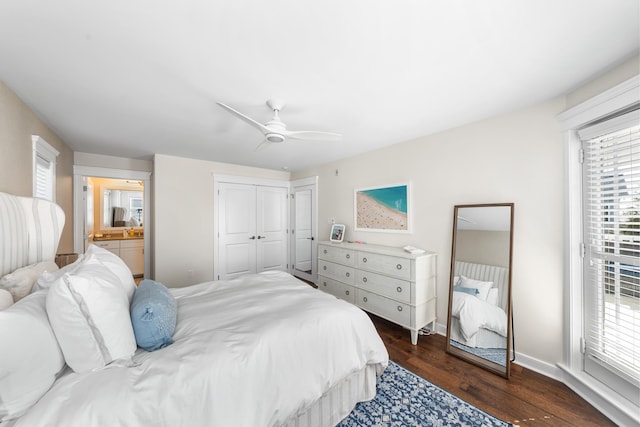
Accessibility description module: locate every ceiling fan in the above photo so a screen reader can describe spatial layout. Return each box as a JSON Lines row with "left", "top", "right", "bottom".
{"left": 217, "top": 99, "right": 342, "bottom": 150}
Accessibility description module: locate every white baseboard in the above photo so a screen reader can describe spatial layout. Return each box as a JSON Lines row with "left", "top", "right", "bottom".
{"left": 512, "top": 352, "right": 563, "bottom": 380}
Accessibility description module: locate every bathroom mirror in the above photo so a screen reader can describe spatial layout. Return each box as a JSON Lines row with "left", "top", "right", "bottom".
{"left": 446, "top": 203, "right": 514, "bottom": 378}
{"left": 100, "top": 184, "right": 144, "bottom": 230}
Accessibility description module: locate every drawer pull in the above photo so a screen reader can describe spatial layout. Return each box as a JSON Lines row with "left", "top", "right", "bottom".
{"left": 397, "top": 306, "right": 403, "bottom": 312}
{"left": 345, "top": 290, "right": 350, "bottom": 296}
{"left": 345, "top": 272, "right": 350, "bottom": 278}
{"left": 362, "top": 277, "right": 368, "bottom": 283}
{"left": 396, "top": 264, "right": 402, "bottom": 270}
{"left": 362, "top": 257, "right": 367, "bottom": 263}
{"left": 363, "top": 296, "right": 368, "bottom": 303}
{"left": 346, "top": 254, "right": 350, "bottom": 259}
{"left": 323, "top": 266, "right": 327, "bottom": 270}
{"left": 323, "top": 249, "right": 327, "bottom": 254}
{"left": 323, "top": 281, "right": 327, "bottom": 287}
{"left": 396, "top": 286, "right": 402, "bottom": 293}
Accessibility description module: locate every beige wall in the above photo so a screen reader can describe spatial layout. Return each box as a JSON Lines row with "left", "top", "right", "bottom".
{"left": 153, "top": 154, "right": 290, "bottom": 287}
{"left": 455, "top": 230, "right": 511, "bottom": 267}
{"left": 293, "top": 97, "right": 567, "bottom": 365}
{"left": 0, "top": 81, "right": 74, "bottom": 253}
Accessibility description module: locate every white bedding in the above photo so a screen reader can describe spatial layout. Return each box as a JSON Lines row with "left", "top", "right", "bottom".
{"left": 11, "top": 271, "right": 388, "bottom": 427}
{"left": 450, "top": 290, "right": 507, "bottom": 342}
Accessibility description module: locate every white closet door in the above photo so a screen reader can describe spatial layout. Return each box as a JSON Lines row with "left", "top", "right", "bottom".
{"left": 218, "top": 183, "right": 257, "bottom": 280}
{"left": 256, "top": 186, "right": 288, "bottom": 272}
{"left": 293, "top": 186, "right": 313, "bottom": 274}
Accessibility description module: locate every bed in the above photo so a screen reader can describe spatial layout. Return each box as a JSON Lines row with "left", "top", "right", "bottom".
{"left": 0, "top": 192, "right": 389, "bottom": 427}
{"left": 449, "top": 261, "right": 509, "bottom": 349}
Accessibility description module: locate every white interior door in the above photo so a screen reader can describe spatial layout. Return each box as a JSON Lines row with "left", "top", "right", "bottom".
{"left": 291, "top": 178, "right": 317, "bottom": 283}
{"left": 218, "top": 183, "right": 257, "bottom": 280}
{"left": 256, "top": 186, "right": 288, "bottom": 272}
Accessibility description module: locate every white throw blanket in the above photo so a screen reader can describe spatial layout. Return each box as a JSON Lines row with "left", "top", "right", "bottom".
{"left": 13, "top": 271, "right": 389, "bottom": 427}
{"left": 451, "top": 290, "right": 507, "bottom": 341}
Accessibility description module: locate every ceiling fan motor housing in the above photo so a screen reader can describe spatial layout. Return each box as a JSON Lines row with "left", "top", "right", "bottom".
{"left": 265, "top": 133, "right": 286, "bottom": 143}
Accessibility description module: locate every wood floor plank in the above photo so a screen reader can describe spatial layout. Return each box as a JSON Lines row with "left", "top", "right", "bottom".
{"left": 369, "top": 314, "right": 616, "bottom": 427}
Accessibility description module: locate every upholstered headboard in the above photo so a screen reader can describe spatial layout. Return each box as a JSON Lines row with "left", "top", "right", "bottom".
{"left": 454, "top": 260, "right": 509, "bottom": 310}
{"left": 0, "top": 192, "right": 65, "bottom": 277}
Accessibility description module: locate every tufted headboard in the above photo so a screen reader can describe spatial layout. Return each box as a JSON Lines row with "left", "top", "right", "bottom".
{"left": 454, "top": 260, "right": 509, "bottom": 311}
{"left": 0, "top": 192, "right": 65, "bottom": 277}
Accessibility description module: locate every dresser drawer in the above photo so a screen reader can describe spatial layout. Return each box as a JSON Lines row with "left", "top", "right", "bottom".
{"left": 317, "top": 275, "right": 355, "bottom": 304}
{"left": 356, "top": 252, "right": 411, "bottom": 280}
{"left": 318, "top": 260, "right": 355, "bottom": 285}
{"left": 355, "top": 270, "right": 411, "bottom": 303}
{"left": 356, "top": 289, "right": 410, "bottom": 326}
{"left": 318, "top": 245, "right": 356, "bottom": 266}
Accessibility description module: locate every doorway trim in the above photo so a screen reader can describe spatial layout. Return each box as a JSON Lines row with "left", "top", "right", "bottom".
{"left": 73, "top": 165, "right": 152, "bottom": 279}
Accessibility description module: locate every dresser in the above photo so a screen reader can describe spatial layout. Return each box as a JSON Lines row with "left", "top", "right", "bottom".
{"left": 317, "top": 241, "right": 436, "bottom": 344}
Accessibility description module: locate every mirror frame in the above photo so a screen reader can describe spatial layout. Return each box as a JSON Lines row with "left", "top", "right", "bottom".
{"left": 445, "top": 203, "right": 514, "bottom": 378}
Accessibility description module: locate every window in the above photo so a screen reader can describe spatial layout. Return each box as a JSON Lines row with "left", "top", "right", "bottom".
{"left": 32, "top": 136, "right": 59, "bottom": 202}
{"left": 579, "top": 110, "right": 640, "bottom": 403}
{"left": 130, "top": 197, "right": 143, "bottom": 226}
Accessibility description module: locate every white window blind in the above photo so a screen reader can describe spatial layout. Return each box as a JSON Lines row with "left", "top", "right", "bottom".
{"left": 34, "top": 154, "right": 53, "bottom": 200}
{"left": 579, "top": 109, "right": 640, "bottom": 402}
{"left": 32, "top": 136, "right": 59, "bottom": 202}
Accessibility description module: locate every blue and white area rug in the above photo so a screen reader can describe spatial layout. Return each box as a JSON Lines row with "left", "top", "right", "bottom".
{"left": 338, "top": 361, "right": 511, "bottom": 427}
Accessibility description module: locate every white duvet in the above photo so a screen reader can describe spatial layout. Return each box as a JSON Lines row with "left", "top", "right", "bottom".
{"left": 451, "top": 290, "right": 507, "bottom": 342}
{"left": 13, "top": 271, "right": 388, "bottom": 427}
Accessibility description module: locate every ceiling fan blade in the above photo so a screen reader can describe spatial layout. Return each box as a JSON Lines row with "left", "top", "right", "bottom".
{"left": 283, "top": 130, "right": 342, "bottom": 141}
{"left": 254, "top": 139, "right": 270, "bottom": 151}
{"left": 217, "top": 102, "right": 270, "bottom": 135}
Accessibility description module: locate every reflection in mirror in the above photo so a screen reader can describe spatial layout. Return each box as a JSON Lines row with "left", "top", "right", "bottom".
{"left": 94, "top": 179, "right": 145, "bottom": 231}
{"left": 446, "top": 203, "right": 514, "bottom": 378}
{"left": 102, "top": 188, "right": 143, "bottom": 228}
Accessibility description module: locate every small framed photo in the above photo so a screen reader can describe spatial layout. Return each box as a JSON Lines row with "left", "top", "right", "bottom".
{"left": 330, "top": 224, "right": 345, "bottom": 243}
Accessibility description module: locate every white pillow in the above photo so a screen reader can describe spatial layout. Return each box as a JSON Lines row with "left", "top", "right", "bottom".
{"left": 46, "top": 261, "right": 137, "bottom": 373}
{"left": 458, "top": 276, "right": 493, "bottom": 301}
{"left": 83, "top": 244, "right": 136, "bottom": 303}
{"left": 0, "top": 289, "right": 13, "bottom": 309}
{"left": 33, "top": 254, "right": 84, "bottom": 292}
{"left": 0, "top": 261, "right": 59, "bottom": 302}
{"left": 486, "top": 287, "right": 500, "bottom": 306}
{"left": 0, "top": 290, "right": 65, "bottom": 421}
{"left": 38, "top": 245, "right": 135, "bottom": 302}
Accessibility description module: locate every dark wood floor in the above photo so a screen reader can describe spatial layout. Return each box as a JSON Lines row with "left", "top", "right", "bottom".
{"left": 369, "top": 314, "right": 616, "bottom": 427}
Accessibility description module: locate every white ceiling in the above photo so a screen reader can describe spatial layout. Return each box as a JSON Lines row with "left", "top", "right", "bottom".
{"left": 0, "top": 1, "right": 638, "bottom": 172}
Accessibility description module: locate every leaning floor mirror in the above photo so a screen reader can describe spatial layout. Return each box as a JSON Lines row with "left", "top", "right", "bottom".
{"left": 446, "top": 203, "right": 514, "bottom": 378}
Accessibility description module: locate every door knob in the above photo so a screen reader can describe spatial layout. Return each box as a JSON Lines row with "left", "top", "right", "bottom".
{"left": 249, "top": 236, "right": 256, "bottom": 240}
{"left": 257, "top": 236, "right": 266, "bottom": 239}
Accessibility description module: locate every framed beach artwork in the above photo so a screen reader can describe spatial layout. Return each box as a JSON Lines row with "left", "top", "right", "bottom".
{"left": 354, "top": 183, "right": 411, "bottom": 233}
